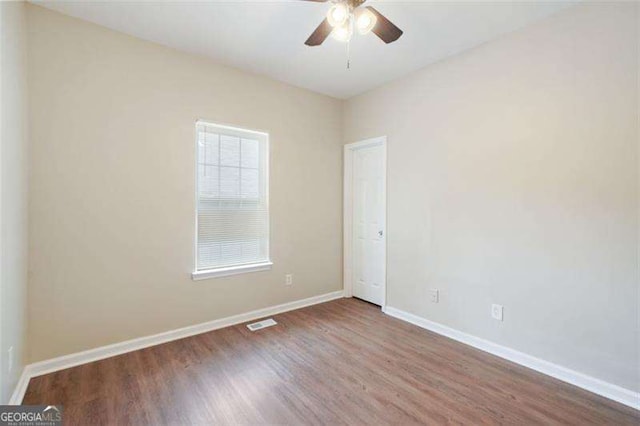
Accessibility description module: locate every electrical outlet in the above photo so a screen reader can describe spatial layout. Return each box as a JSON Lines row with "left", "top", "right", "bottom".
{"left": 285, "top": 274, "right": 293, "bottom": 286}
{"left": 491, "top": 304, "right": 504, "bottom": 321}
{"left": 8, "top": 346, "right": 13, "bottom": 373}
{"left": 430, "top": 289, "right": 439, "bottom": 303}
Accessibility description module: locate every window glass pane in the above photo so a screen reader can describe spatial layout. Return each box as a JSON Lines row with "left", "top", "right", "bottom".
{"left": 198, "top": 132, "right": 206, "bottom": 162}
{"left": 219, "top": 166, "right": 240, "bottom": 197}
{"left": 219, "top": 241, "right": 242, "bottom": 265}
{"left": 241, "top": 138, "right": 259, "bottom": 169}
{"left": 240, "top": 240, "right": 260, "bottom": 263}
{"left": 241, "top": 168, "right": 259, "bottom": 199}
{"left": 198, "top": 243, "right": 221, "bottom": 267}
{"left": 198, "top": 165, "right": 219, "bottom": 197}
{"left": 220, "top": 135, "right": 240, "bottom": 166}
{"left": 204, "top": 133, "right": 219, "bottom": 164}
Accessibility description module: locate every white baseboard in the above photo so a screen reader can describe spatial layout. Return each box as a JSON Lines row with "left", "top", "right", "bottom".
{"left": 383, "top": 305, "right": 640, "bottom": 411}
{"left": 9, "top": 290, "right": 344, "bottom": 404}
{"left": 8, "top": 368, "right": 31, "bottom": 405}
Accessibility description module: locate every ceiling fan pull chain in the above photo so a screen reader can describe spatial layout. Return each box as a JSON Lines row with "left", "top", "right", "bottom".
{"left": 346, "top": 39, "right": 351, "bottom": 70}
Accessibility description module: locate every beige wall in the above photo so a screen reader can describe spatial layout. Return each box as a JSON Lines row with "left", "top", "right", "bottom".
{"left": 27, "top": 4, "right": 343, "bottom": 362}
{"left": 0, "top": 1, "right": 29, "bottom": 403}
{"left": 344, "top": 2, "right": 639, "bottom": 392}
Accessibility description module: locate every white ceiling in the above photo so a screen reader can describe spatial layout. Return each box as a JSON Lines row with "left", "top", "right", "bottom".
{"left": 34, "top": 0, "right": 576, "bottom": 99}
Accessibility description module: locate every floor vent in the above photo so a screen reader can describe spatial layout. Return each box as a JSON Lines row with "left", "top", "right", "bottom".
{"left": 247, "top": 318, "right": 277, "bottom": 331}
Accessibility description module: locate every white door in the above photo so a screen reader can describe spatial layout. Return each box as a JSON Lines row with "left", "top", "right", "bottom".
{"left": 350, "top": 141, "right": 386, "bottom": 306}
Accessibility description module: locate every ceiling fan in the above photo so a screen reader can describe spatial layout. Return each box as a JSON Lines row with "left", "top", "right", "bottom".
{"left": 303, "top": 0, "right": 403, "bottom": 46}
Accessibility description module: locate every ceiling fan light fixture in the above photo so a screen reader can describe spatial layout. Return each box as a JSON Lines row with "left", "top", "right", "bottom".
{"left": 331, "top": 20, "right": 353, "bottom": 42}
{"left": 327, "top": 2, "right": 349, "bottom": 27}
{"left": 303, "top": 1, "right": 403, "bottom": 48}
{"left": 355, "top": 8, "right": 377, "bottom": 35}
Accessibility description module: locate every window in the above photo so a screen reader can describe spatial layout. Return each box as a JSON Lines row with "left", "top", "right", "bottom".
{"left": 192, "top": 121, "right": 270, "bottom": 280}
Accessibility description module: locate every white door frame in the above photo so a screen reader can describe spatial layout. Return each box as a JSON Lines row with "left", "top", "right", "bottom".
{"left": 343, "top": 136, "right": 387, "bottom": 308}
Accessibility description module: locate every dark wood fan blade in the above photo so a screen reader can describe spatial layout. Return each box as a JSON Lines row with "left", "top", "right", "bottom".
{"left": 305, "top": 18, "right": 333, "bottom": 46}
{"left": 366, "top": 6, "right": 403, "bottom": 44}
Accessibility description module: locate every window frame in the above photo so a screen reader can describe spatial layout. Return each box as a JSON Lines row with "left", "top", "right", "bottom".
{"left": 192, "top": 120, "right": 272, "bottom": 280}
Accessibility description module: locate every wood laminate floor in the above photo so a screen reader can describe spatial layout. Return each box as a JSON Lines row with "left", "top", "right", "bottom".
{"left": 24, "top": 298, "right": 638, "bottom": 425}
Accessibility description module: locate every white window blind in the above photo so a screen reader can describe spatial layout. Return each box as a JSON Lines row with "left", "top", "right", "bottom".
{"left": 195, "top": 121, "right": 270, "bottom": 274}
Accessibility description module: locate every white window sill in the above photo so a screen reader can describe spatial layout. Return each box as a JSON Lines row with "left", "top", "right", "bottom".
{"left": 191, "top": 261, "right": 273, "bottom": 281}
